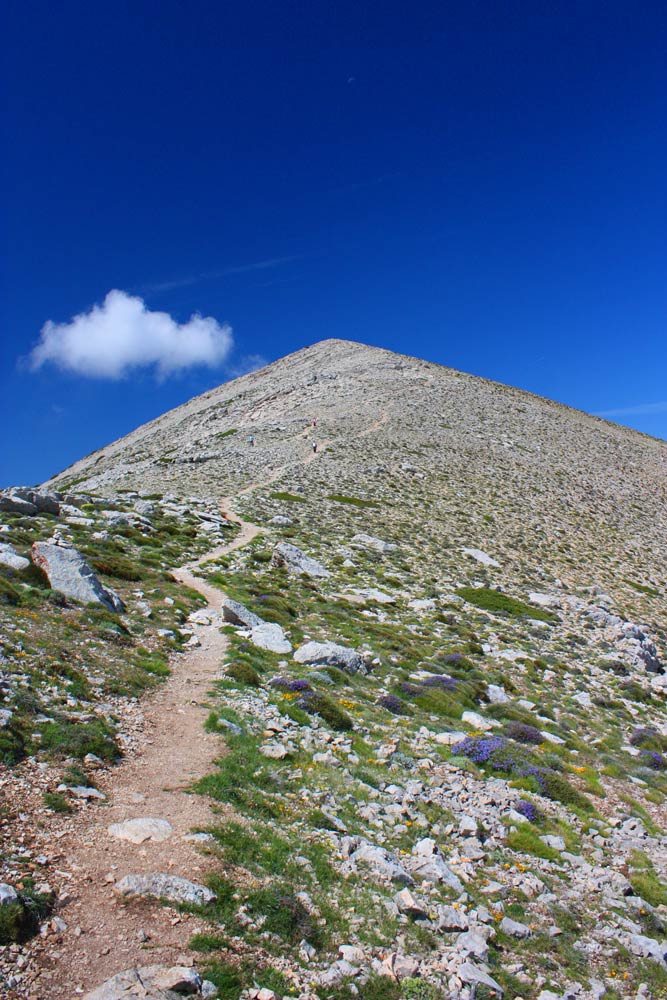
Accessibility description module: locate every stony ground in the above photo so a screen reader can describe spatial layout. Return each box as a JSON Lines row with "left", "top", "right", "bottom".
{"left": 1, "top": 340, "right": 666, "bottom": 1000}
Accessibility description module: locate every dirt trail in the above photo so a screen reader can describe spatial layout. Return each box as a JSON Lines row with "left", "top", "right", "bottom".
{"left": 33, "top": 421, "right": 374, "bottom": 997}
{"left": 34, "top": 520, "right": 258, "bottom": 999}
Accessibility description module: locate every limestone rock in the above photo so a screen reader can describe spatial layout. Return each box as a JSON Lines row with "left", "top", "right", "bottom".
{"left": 114, "top": 873, "right": 216, "bottom": 906}
{"left": 351, "top": 843, "right": 413, "bottom": 884}
{"left": 83, "top": 964, "right": 203, "bottom": 1000}
{"left": 31, "top": 539, "right": 124, "bottom": 612}
{"left": 0, "top": 883, "right": 18, "bottom": 906}
{"left": 351, "top": 532, "right": 395, "bottom": 554}
{"left": 108, "top": 818, "right": 173, "bottom": 845}
{"left": 462, "top": 547, "right": 500, "bottom": 567}
{"left": 408, "top": 838, "right": 464, "bottom": 893}
{"left": 222, "top": 598, "right": 265, "bottom": 629}
{"left": 294, "top": 640, "right": 365, "bottom": 674}
{"left": 500, "top": 916, "right": 532, "bottom": 938}
{"left": 271, "top": 541, "right": 329, "bottom": 578}
{"left": 0, "top": 543, "right": 30, "bottom": 572}
{"left": 457, "top": 961, "right": 504, "bottom": 994}
{"left": 250, "top": 622, "right": 293, "bottom": 653}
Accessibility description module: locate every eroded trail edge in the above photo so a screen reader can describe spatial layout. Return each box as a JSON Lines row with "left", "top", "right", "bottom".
{"left": 38, "top": 513, "right": 260, "bottom": 999}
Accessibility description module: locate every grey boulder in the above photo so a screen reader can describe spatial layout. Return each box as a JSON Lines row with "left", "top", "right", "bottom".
{"left": 351, "top": 843, "right": 413, "bottom": 885}
{"left": 83, "top": 964, "right": 203, "bottom": 1000}
{"left": 222, "top": 598, "right": 265, "bottom": 629}
{"left": 408, "top": 837, "right": 464, "bottom": 893}
{"left": 351, "top": 533, "right": 395, "bottom": 554}
{"left": 250, "top": 622, "right": 293, "bottom": 653}
{"left": 294, "top": 640, "right": 365, "bottom": 675}
{"left": 114, "top": 873, "right": 216, "bottom": 906}
{"left": 0, "top": 487, "right": 62, "bottom": 516}
{"left": 272, "top": 541, "right": 329, "bottom": 579}
{"left": 31, "top": 539, "right": 124, "bottom": 612}
{"left": 108, "top": 818, "right": 173, "bottom": 844}
{"left": 0, "top": 542, "right": 30, "bottom": 571}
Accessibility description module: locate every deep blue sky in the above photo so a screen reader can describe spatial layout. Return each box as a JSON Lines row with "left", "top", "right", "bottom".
{"left": 2, "top": 1, "right": 666, "bottom": 486}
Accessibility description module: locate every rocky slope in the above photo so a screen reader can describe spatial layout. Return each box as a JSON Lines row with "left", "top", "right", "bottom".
{"left": 1, "top": 339, "right": 666, "bottom": 1000}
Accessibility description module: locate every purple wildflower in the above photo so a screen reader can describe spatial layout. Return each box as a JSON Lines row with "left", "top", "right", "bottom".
{"left": 378, "top": 694, "right": 412, "bottom": 716}
{"left": 515, "top": 799, "right": 542, "bottom": 823}
{"left": 640, "top": 749, "right": 667, "bottom": 771}
{"left": 421, "top": 674, "right": 458, "bottom": 691}
{"left": 503, "top": 721, "right": 545, "bottom": 745}
{"left": 269, "top": 676, "right": 312, "bottom": 693}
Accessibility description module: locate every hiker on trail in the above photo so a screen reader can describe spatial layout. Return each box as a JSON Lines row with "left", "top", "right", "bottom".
{"left": 248, "top": 434, "right": 255, "bottom": 446}
{"left": 312, "top": 440, "right": 317, "bottom": 454}
{"left": 312, "top": 418, "right": 317, "bottom": 427}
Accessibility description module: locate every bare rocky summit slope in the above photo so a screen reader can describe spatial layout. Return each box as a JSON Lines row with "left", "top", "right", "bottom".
{"left": 1, "top": 339, "right": 667, "bottom": 1000}
{"left": 48, "top": 338, "right": 667, "bottom": 603}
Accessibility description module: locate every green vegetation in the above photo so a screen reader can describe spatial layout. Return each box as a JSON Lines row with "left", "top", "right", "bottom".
{"left": 43, "top": 791, "right": 73, "bottom": 813}
{"left": 456, "top": 586, "right": 557, "bottom": 622}
{"left": 327, "top": 493, "right": 380, "bottom": 508}
{"left": 39, "top": 718, "right": 118, "bottom": 760}
{"left": 269, "top": 491, "right": 306, "bottom": 503}
{"left": 625, "top": 579, "right": 660, "bottom": 598}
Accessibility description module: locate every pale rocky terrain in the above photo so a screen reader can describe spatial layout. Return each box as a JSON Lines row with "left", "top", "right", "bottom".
{"left": 1, "top": 339, "right": 666, "bottom": 1000}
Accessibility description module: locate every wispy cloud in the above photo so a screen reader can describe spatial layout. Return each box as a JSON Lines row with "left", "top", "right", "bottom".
{"left": 27, "top": 290, "right": 233, "bottom": 380}
{"left": 141, "top": 255, "right": 300, "bottom": 295}
{"left": 595, "top": 401, "right": 667, "bottom": 418}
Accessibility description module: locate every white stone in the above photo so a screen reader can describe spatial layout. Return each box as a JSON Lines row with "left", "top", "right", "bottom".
{"left": 107, "top": 818, "right": 173, "bottom": 845}
{"left": 462, "top": 548, "right": 500, "bottom": 567}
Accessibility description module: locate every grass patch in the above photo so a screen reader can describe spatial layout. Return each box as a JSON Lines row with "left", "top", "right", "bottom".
{"left": 39, "top": 718, "right": 118, "bottom": 760}
{"left": 456, "top": 586, "right": 557, "bottom": 622}
{"left": 327, "top": 494, "right": 380, "bottom": 508}
{"left": 43, "top": 791, "right": 73, "bottom": 813}
{"left": 269, "top": 492, "right": 306, "bottom": 503}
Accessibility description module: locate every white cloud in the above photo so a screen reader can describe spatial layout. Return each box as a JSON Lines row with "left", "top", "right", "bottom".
{"left": 28, "top": 289, "right": 233, "bottom": 379}
{"left": 595, "top": 401, "right": 667, "bottom": 418}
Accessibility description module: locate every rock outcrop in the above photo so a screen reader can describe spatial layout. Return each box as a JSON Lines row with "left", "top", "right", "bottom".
{"left": 31, "top": 538, "right": 124, "bottom": 612}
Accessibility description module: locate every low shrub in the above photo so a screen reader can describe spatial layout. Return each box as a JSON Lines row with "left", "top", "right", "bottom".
{"left": 91, "top": 555, "right": 145, "bottom": 581}
{"left": 296, "top": 691, "right": 353, "bottom": 730}
{"left": 378, "top": 694, "right": 412, "bottom": 716}
{"left": 503, "top": 721, "right": 545, "bottom": 745}
{"left": 39, "top": 718, "right": 118, "bottom": 760}
{"left": 226, "top": 662, "right": 261, "bottom": 687}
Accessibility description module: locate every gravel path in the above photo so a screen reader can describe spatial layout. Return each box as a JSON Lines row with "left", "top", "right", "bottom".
{"left": 34, "top": 514, "right": 260, "bottom": 998}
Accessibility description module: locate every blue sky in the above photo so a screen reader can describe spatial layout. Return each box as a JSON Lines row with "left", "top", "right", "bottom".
{"left": 2, "top": 1, "right": 666, "bottom": 487}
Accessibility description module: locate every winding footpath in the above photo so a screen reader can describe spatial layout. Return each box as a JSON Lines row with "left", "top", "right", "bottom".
{"left": 37, "top": 510, "right": 261, "bottom": 999}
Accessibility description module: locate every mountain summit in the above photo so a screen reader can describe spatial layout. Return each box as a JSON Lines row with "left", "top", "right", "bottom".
{"left": 49, "top": 337, "right": 667, "bottom": 600}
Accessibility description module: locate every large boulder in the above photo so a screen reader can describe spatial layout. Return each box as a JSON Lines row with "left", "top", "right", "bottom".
{"left": 0, "top": 493, "right": 38, "bottom": 515}
{"left": 271, "top": 542, "right": 329, "bottom": 579}
{"left": 0, "top": 487, "right": 61, "bottom": 516}
{"left": 83, "top": 964, "right": 204, "bottom": 1000}
{"left": 0, "top": 543, "right": 30, "bottom": 572}
{"left": 31, "top": 539, "right": 124, "bottom": 612}
{"left": 222, "top": 598, "right": 265, "bottom": 629}
{"left": 294, "top": 640, "right": 365, "bottom": 674}
{"left": 250, "top": 622, "right": 293, "bottom": 653}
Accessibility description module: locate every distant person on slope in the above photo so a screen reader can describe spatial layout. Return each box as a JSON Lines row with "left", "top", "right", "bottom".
{"left": 312, "top": 441, "right": 317, "bottom": 454}
{"left": 248, "top": 434, "right": 255, "bottom": 447}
